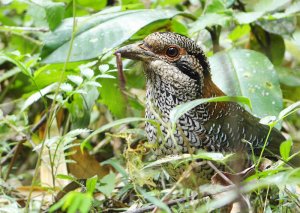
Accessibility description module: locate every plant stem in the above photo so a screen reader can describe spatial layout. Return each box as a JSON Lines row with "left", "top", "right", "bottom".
{"left": 24, "top": 1, "right": 77, "bottom": 212}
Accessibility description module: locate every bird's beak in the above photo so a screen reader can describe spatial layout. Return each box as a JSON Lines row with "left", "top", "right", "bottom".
{"left": 115, "top": 42, "right": 155, "bottom": 61}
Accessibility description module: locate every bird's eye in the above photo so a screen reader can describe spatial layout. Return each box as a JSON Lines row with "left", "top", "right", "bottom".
{"left": 166, "top": 46, "right": 179, "bottom": 58}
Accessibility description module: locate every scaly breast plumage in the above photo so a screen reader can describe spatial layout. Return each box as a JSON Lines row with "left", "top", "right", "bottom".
{"left": 145, "top": 78, "right": 208, "bottom": 156}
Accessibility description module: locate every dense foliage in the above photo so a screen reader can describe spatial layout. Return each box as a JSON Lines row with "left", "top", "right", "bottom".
{"left": 0, "top": 0, "right": 300, "bottom": 212}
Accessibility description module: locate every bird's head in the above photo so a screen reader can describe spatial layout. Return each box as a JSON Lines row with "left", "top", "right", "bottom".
{"left": 116, "top": 32, "right": 211, "bottom": 89}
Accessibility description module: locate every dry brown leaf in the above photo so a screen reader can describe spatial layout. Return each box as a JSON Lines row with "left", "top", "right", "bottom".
{"left": 211, "top": 165, "right": 255, "bottom": 186}
{"left": 68, "top": 146, "right": 109, "bottom": 179}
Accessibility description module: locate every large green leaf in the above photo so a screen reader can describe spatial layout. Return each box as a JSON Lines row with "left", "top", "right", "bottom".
{"left": 209, "top": 49, "right": 283, "bottom": 118}
{"left": 257, "top": 16, "right": 296, "bottom": 36}
{"left": 252, "top": 0, "right": 291, "bottom": 13}
{"left": 99, "top": 78, "right": 127, "bottom": 118}
{"left": 233, "top": 12, "right": 264, "bottom": 24}
{"left": 250, "top": 25, "right": 285, "bottom": 65}
{"left": 41, "top": 9, "right": 190, "bottom": 63}
{"left": 189, "top": 13, "right": 231, "bottom": 33}
{"left": 275, "top": 66, "right": 300, "bottom": 87}
{"left": 27, "top": 1, "right": 65, "bottom": 31}
{"left": 98, "top": 172, "right": 116, "bottom": 197}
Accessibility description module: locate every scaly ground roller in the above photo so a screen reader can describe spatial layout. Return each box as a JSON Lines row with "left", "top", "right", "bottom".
{"left": 116, "top": 32, "right": 299, "bottom": 182}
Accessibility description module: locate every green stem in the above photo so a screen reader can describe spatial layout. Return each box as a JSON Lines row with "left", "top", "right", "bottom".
{"left": 0, "top": 28, "right": 42, "bottom": 46}
{"left": 256, "top": 124, "right": 273, "bottom": 171}
{"left": 24, "top": 1, "right": 77, "bottom": 212}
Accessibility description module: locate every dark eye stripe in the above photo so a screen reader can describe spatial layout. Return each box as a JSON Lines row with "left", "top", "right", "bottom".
{"left": 176, "top": 61, "right": 200, "bottom": 81}
{"left": 193, "top": 52, "right": 210, "bottom": 76}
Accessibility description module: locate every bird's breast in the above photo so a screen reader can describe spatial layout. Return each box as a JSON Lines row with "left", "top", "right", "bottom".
{"left": 144, "top": 76, "right": 210, "bottom": 156}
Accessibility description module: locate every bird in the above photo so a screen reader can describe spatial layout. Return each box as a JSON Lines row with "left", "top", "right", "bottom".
{"left": 115, "top": 32, "right": 299, "bottom": 183}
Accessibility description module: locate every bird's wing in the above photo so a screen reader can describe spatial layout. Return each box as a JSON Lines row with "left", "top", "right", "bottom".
{"left": 203, "top": 103, "right": 285, "bottom": 159}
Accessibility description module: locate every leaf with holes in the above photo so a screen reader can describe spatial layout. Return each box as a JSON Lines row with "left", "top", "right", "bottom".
{"left": 209, "top": 49, "right": 283, "bottom": 118}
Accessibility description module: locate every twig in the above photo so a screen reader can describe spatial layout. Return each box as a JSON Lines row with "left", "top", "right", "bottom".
{"left": 127, "top": 196, "right": 197, "bottom": 213}
{"left": 207, "top": 161, "right": 251, "bottom": 211}
{"left": 2, "top": 113, "right": 48, "bottom": 180}
{"left": 0, "top": 113, "right": 48, "bottom": 165}
{"left": 207, "top": 161, "right": 234, "bottom": 185}
{"left": 206, "top": 26, "right": 221, "bottom": 53}
{"left": 125, "top": 185, "right": 236, "bottom": 213}
{"left": 4, "top": 137, "right": 25, "bottom": 181}
{"left": 55, "top": 179, "right": 87, "bottom": 202}
{"left": 0, "top": 25, "right": 49, "bottom": 33}
{"left": 152, "top": 164, "right": 195, "bottom": 213}
{"left": 0, "top": 28, "right": 42, "bottom": 46}
{"left": 30, "top": 113, "right": 48, "bottom": 133}
{"left": 115, "top": 52, "right": 126, "bottom": 91}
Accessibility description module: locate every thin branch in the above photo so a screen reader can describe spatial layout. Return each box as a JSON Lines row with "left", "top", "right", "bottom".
{"left": 30, "top": 113, "right": 48, "bottom": 133}
{"left": 4, "top": 138, "right": 25, "bottom": 181}
{"left": 125, "top": 185, "right": 236, "bottom": 213}
{"left": 2, "top": 113, "right": 48, "bottom": 178}
{"left": 0, "top": 28, "right": 42, "bottom": 46}
{"left": 0, "top": 25, "right": 49, "bottom": 33}
{"left": 116, "top": 52, "right": 126, "bottom": 91}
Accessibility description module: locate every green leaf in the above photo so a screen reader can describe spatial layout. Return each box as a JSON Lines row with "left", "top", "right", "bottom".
{"left": 99, "top": 64, "right": 110, "bottom": 73}
{"left": 285, "top": 31, "right": 300, "bottom": 62}
{"left": 275, "top": 66, "right": 300, "bottom": 87}
{"left": 0, "top": 67, "right": 21, "bottom": 83}
{"left": 44, "top": 2, "right": 65, "bottom": 31}
{"left": 56, "top": 174, "right": 77, "bottom": 182}
{"left": 285, "top": 1, "right": 300, "bottom": 14}
{"left": 98, "top": 172, "right": 116, "bottom": 197}
{"left": 252, "top": 0, "right": 291, "bottom": 13}
{"left": 280, "top": 140, "right": 293, "bottom": 161}
{"left": 27, "top": 1, "right": 65, "bottom": 31}
{"left": 169, "top": 96, "right": 251, "bottom": 125}
{"left": 257, "top": 16, "right": 296, "bottom": 36}
{"left": 49, "top": 191, "right": 92, "bottom": 213}
{"left": 250, "top": 26, "right": 285, "bottom": 65}
{"left": 144, "top": 152, "right": 232, "bottom": 169}
{"left": 0, "top": 52, "right": 32, "bottom": 76}
{"left": 99, "top": 78, "right": 126, "bottom": 117}
{"left": 66, "top": 128, "right": 91, "bottom": 138}
{"left": 77, "top": 0, "right": 107, "bottom": 10}
{"left": 68, "top": 75, "right": 83, "bottom": 85}
{"left": 86, "top": 176, "right": 98, "bottom": 194}
{"left": 21, "top": 83, "right": 58, "bottom": 112}
{"left": 189, "top": 13, "right": 231, "bottom": 33}
{"left": 67, "top": 86, "right": 99, "bottom": 129}
{"left": 41, "top": 9, "right": 190, "bottom": 63}
{"left": 278, "top": 101, "right": 300, "bottom": 120}
{"left": 206, "top": 0, "right": 226, "bottom": 13}
{"left": 78, "top": 196, "right": 93, "bottom": 213}
{"left": 233, "top": 12, "right": 264, "bottom": 24}
{"left": 80, "top": 67, "right": 94, "bottom": 79}
{"left": 228, "top": 24, "right": 250, "bottom": 41}
{"left": 33, "top": 64, "right": 75, "bottom": 88}
{"left": 209, "top": 49, "right": 283, "bottom": 118}
{"left": 101, "top": 158, "right": 128, "bottom": 179}
{"left": 60, "top": 83, "right": 73, "bottom": 92}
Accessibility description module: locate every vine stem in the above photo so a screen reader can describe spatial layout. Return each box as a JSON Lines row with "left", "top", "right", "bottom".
{"left": 24, "top": 1, "right": 77, "bottom": 212}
